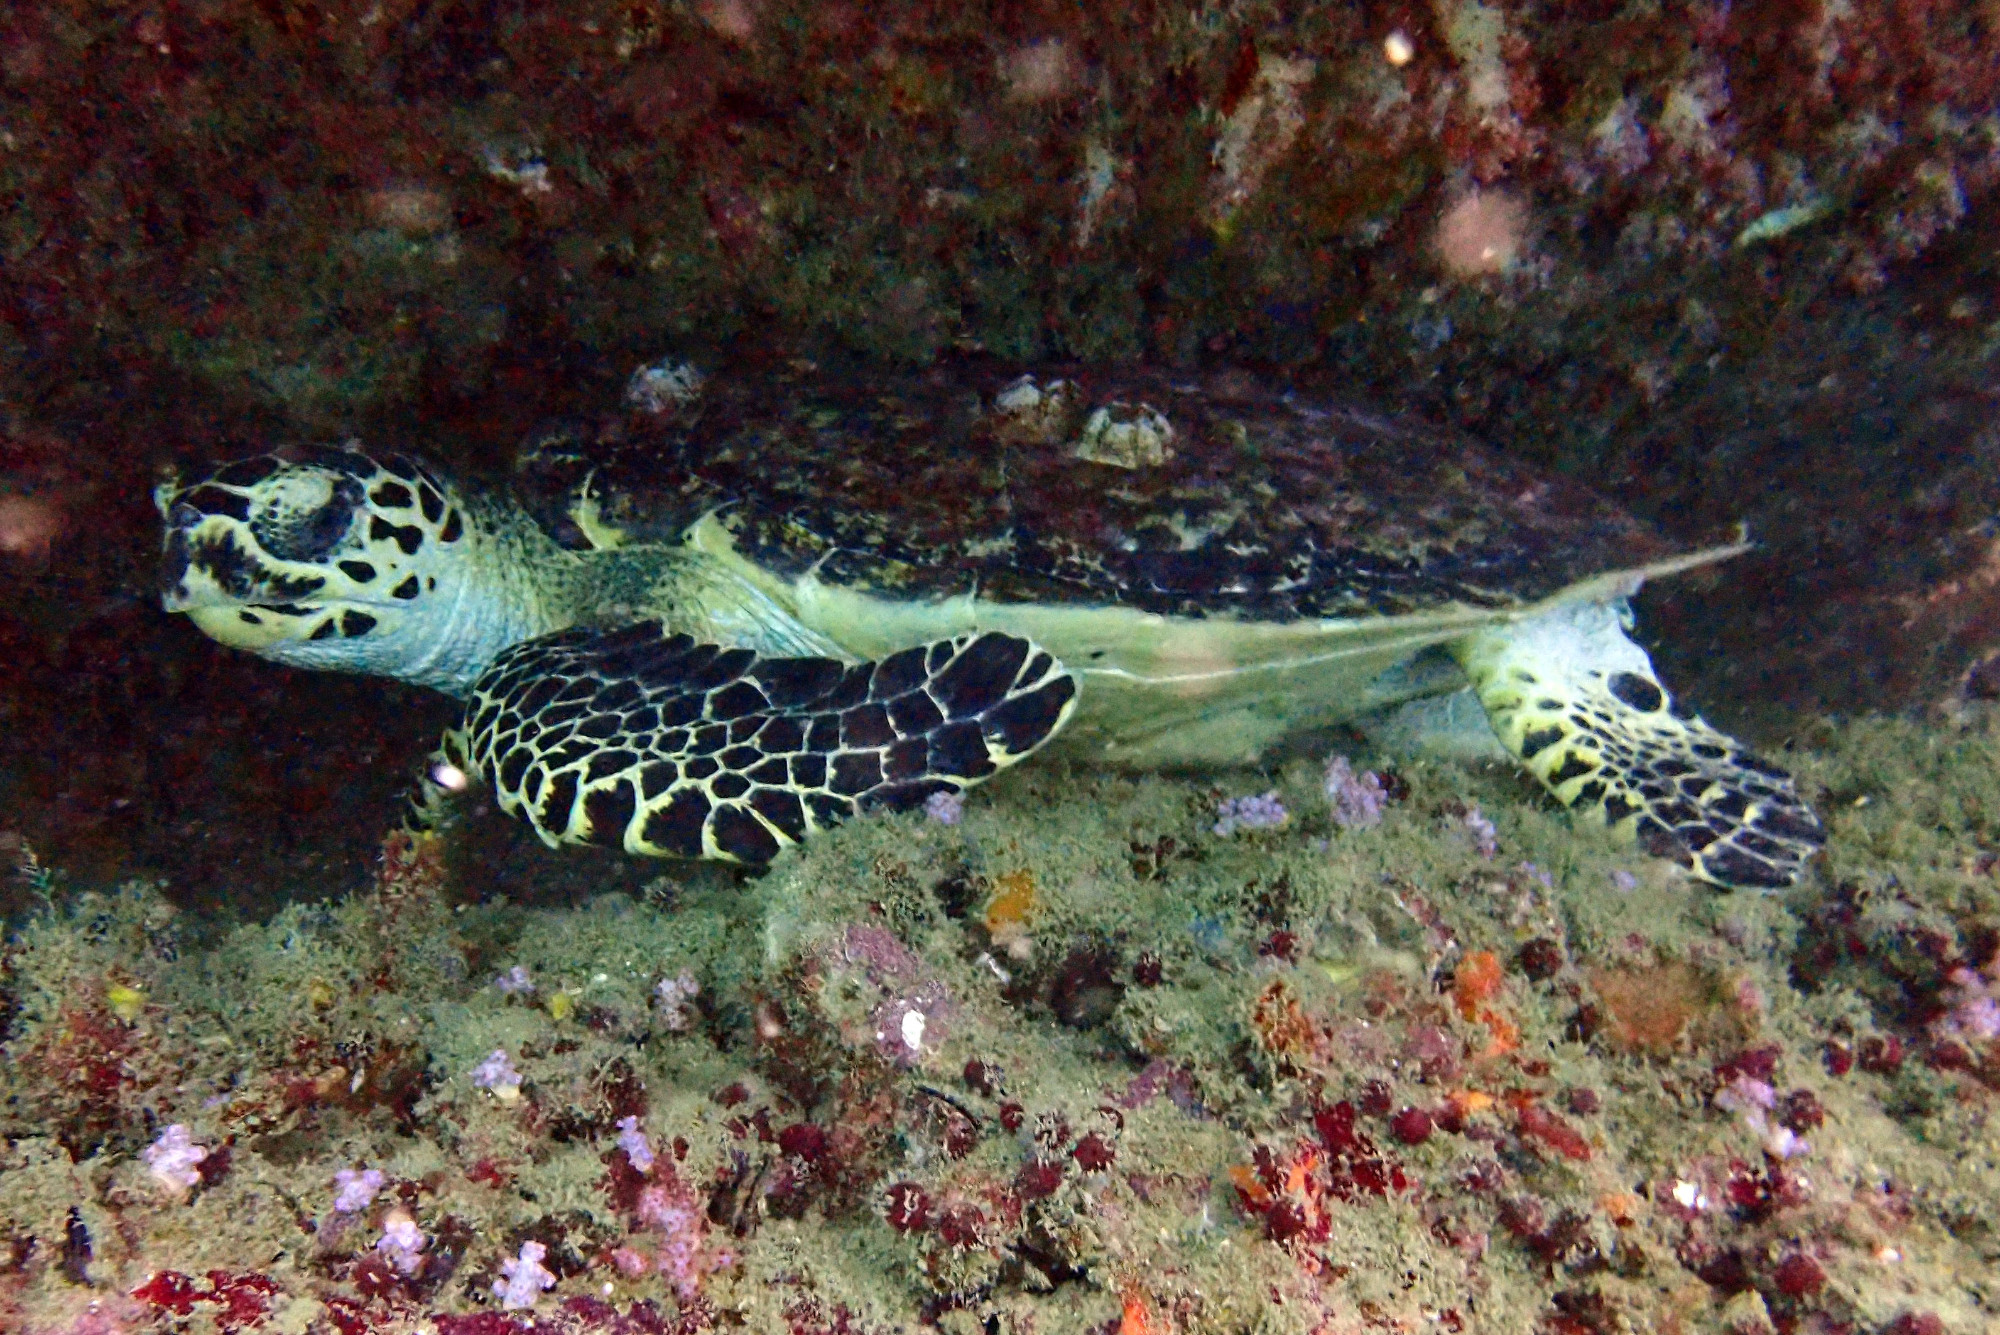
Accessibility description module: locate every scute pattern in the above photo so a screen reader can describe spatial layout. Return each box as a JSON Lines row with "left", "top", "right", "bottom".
{"left": 512, "top": 362, "right": 1674, "bottom": 623}
{"left": 456, "top": 625, "right": 1079, "bottom": 863}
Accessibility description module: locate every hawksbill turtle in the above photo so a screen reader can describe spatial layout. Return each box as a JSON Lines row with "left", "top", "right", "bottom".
{"left": 156, "top": 361, "right": 1824, "bottom": 888}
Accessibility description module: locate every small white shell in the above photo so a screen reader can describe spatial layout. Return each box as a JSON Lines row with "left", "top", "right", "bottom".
{"left": 625, "top": 359, "right": 708, "bottom": 415}
{"left": 989, "top": 374, "right": 1081, "bottom": 446}
{"left": 1073, "top": 401, "right": 1176, "bottom": 468}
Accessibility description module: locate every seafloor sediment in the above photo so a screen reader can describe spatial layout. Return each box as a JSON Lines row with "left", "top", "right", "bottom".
{"left": 1, "top": 710, "right": 1993, "bottom": 1334}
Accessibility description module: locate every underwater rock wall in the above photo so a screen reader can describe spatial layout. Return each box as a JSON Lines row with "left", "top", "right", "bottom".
{"left": 2, "top": 0, "right": 1998, "bottom": 891}
{"left": 2, "top": 0, "right": 1994, "bottom": 395}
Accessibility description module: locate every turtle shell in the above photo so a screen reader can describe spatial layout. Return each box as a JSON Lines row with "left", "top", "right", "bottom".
{"left": 515, "top": 360, "right": 1674, "bottom": 623}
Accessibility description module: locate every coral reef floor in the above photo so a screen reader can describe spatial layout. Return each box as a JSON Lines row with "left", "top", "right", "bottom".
{"left": 2, "top": 711, "right": 1996, "bottom": 1334}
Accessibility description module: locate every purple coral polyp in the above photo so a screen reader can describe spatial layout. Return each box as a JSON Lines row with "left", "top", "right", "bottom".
{"left": 333, "top": 1166, "right": 386, "bottom": 1214}
{"left": 470, "top": 1049, "right": 521, "bottom": 1093}
{"left": 143, "top": 1124, "right": 209, "bottom": 1193}
{"left": 1213, "top": 791, "right": 1289, "bottom": 836}
{"left": 493, "top": 1239, "right": 555, "bottom": 1310}
{"left": 1324, "top": 757, "right": 1388, "bottom": 830}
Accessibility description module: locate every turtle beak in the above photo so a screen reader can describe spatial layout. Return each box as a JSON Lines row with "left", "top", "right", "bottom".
{"left": 152, "top": 474, "right": 181, "bottom": 522}
{"left": 156, "top": 496, "right": 330, "bottom": 617}
{"left": 157, "top": 502, "right": 200, "bottom": 609}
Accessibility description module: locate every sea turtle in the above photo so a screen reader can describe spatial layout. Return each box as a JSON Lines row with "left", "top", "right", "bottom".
{"left": 156, "top": 360, "right": 1824, "bottom": 888}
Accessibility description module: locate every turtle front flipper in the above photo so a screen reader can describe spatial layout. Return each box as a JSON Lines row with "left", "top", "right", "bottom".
{"left": 457, "top": 624, "right": 1079, "bottom": 864}
{"left": 404, "top": 730, "right": 475, "bottom": 835}
{"left": 1454, "top": 601, "right": 1824, "bottom": 890}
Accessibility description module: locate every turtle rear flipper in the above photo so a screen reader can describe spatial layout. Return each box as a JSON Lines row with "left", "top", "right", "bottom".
{"left": 454, "top": 625, "right": 1078, "bottom": 864}
{"left": 1456, "top": 601, "right": 1824, "bottom": 890}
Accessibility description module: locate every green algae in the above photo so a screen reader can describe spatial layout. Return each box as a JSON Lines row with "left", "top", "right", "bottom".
{"left": 1, "top": 711, "right": 1996, "bottom": 1332}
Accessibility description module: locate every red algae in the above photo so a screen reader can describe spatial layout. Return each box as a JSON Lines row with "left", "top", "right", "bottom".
{"left": 882, "top": 1182, "right": 929, "bottom": 1234}
{"left": 1389, "top": 1106, "right": 1434, "bottom": 1146}
{"left": 133, "top": 1270, "right": 280, "bottom": 1327}
{"left": 1771, "top": 1251, "right": 1826, "bottom": 1298}
{"left": 1517, "top": 1104, "right": 1592, "bottom": 1162}
{"left": 1072, "top": 1132, "right": 1117, "bottom": 1171}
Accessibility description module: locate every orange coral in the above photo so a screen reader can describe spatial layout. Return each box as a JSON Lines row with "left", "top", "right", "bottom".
{"left": 1598, "top": 1192, "right": 1642, "bottom": 1226}
{"left": 1118, "top": 1291, "right": 1161, "bottom": 1335}
{"left": 1446, "top": 1089, "right": 1497, "bottom": 1122}
{"left": 1227, "top": 1147, "right": 1321, "bottom": 1205}
{"left": 1453, "top": 951, "right": 1520, "bottom": 1056}
{"left": 1227, "top": 1162, "right": 1269, "bottom": 1206}
{"left": 983, "top": 869, "right": 1038, "bottom": 933}
{"left": 1250, "top": 980, "right": 1317, "bottom": 1064}
{"left": 1453, "top": 950, "right": 1506, "bottom": 1019}
{"left": 1476, "top": 1007, "right": 1522, "bottom": 1057}
{"left": 1588, "top": 962, "right": 1712, "bottom": 1054}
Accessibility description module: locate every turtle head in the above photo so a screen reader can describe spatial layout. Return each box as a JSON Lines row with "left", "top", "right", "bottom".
{"left": 157, "top": 448, "right": 495, "bottom": 689}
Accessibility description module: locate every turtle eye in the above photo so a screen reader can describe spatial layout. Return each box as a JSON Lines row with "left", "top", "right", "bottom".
{"left": 254, "top": 475, "right": 366, "bottom": 563}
